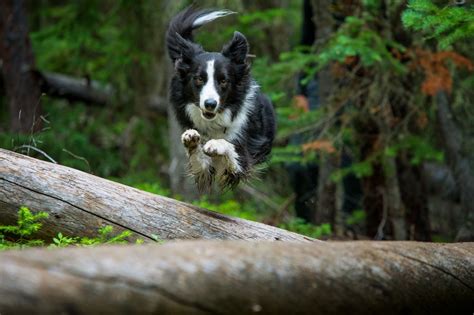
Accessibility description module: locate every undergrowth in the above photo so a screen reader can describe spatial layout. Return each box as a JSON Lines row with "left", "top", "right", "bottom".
{"left": 0, "top": 206, "right": 139, "bottom": 251}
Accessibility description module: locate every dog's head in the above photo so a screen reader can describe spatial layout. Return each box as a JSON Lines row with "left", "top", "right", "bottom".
{"left": 167, "top": 8, "right": 253, "bottom": 121}
{"left": 172, "top": 31, "right": 251, "bottom": 121}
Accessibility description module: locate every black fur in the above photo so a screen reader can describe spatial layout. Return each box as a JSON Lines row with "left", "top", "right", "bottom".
{"left": 167, "top": 7, "right": 275, "bottom": 189}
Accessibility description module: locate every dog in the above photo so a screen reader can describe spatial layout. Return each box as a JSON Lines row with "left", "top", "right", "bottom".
{"left": 166, "top": 7, "right": 275, "bottom": 190}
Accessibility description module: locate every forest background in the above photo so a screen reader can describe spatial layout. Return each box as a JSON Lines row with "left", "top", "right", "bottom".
{"left": 1, "top": 0, "right": 473, "bottom": 243}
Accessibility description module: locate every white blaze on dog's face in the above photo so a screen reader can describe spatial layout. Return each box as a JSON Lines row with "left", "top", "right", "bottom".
{"left": 199, "top": 60, "right": 220, "bottom": 120}
{"left": 174, "top": 31, "right": 250, "bottom": 123}
{"left": 188, "top": 54, "right": 233, "bottom": 122}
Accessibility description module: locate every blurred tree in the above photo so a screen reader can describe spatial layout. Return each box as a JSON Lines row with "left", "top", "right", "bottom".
{"left": 310, "top": 0, "right": 339, "bottom": 233}
{"left": 0, "top": 0, "right": 42, "bottom": 133}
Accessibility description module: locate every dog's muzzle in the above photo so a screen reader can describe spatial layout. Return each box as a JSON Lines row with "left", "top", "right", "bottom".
{"left": 202, "top": 98, "right": 218, "bottom": 120}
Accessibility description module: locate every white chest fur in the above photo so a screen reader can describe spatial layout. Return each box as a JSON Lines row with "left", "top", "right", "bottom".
{"left": 185, "top": 104, "right": 231, "bottom": 140}
{"left": 184, "top": 84, "right": 258, "bottom": 143}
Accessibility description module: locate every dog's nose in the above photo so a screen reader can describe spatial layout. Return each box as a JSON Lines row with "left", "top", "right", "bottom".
{"left": 204, "top": 99, "right": 218, "bottom": 111}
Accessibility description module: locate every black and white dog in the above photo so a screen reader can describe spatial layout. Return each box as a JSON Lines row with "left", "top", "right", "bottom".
{"left": 166, "top": 7, "right": 275, "bottom": 190}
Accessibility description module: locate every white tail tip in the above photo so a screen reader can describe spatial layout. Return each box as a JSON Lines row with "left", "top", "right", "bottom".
{"left": 193, "top": 10, "right": 236, "bottom": 28}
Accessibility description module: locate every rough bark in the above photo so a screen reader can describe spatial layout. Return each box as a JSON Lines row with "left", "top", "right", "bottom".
{"left": 0, "top": 241, "right": 473, "bottom": 314}
{"left": 0, "top": 0, "right": 42, "bottom": 133}
{"left": 436, "top": 92, "right": 474, "bottom": 241}
{"left": 0, "top": 149, "right": 312, "bottom": 242}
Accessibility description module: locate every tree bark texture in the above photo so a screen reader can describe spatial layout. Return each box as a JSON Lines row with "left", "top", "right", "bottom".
{"left": 0, "top": 241, "right": 473, "bottom": 314}
{"left": 0, "top": 0, "right": 42, "bottom": 133}
{"left": 0, "top": 149, "right": 312, "bottom": 242}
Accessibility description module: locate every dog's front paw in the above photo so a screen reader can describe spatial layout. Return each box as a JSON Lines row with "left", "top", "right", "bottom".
{"left": 181, "top": 129, "right": 201, "bottom": 149}
{"left": 203, "top": 139, "right": 229, "bottom": 157}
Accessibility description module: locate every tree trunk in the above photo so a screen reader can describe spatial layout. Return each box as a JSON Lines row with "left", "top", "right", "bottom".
{"left": 37, "top": 70, "right": 113, "bottom": 106}
{"left": 0, "top": 0, "right": 42, "bottom": 133}
{"left": 398, "top": 159, "right": 431, "bottom": 241}
{"left": 1, "top": 241, "right": 473, "bottom": 314}
{"left": 310, "top": 0, "right": 339, "bottom": 228}
{"left": 0, "top": 64, "right": 167, "bottom": 113}
{"left": 314, "top": 153, "right": 338, "bottom": 226}
{"left": 384, "top": 155, "right": 407, "bottom": 240}
{"left": 436, "top": 92, "right": 474, "bottom": 241}
{"left": 0, "top": 149, "right": 312, "bottom": 242}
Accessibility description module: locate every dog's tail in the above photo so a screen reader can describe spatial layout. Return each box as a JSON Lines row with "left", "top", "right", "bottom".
{"left": 166, "top": 7, "right": 235, "bottom": 62}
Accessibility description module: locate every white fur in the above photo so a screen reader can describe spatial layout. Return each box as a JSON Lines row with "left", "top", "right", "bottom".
{"left": 181, "top": 129, "right": 200, "bottom": 145}
{"left": 199, "top": 60, "right": 220, "bottom": 110}
{"left": 181, "top": 129, "right": 212, "bottom": 178}
{"left": 193, "top": 10, "right": 236, "bottom": 28}
{"left": 225, "top": 83, "right": 259, "bottom": 142}
{"left": 203, "top": 139, "right": 242, "bottom": 173}
{"left": 185, "top": 84, "right": 259, "bottom": 142}
{"left": 186, "top": 104, "right": 231, "bottom": 139}
{"left": 188, "top": 147, "right": 212, "bottom": 175}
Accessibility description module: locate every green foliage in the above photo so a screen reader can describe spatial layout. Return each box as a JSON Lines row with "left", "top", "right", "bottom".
{"left": 331, "top": 135, "right": 443, "bottom": 182}
{"left": 279, "top": 219, "right": 332, "bottom": 239}
{"left": 0, "top": 207, "right": 135, "bottom": 250}
{"left": 0, "top": 206, "right": 48, "bottom": 238}
{"left": 50, "top": 226, "right": 132, "bottom": 248}
{"left": 402, "top": 0, "right": 474, "bottom": 48}
{"left": 30, "top": 1, "right": 149, "bottom": 91}
{"left": 346, "top": 209, "right": 366, "bottom": 226}
{"left": 254, "top": 14, "right": 406, "bottom": 96}
{"left": 131, "top": 182, "right": 171, "bottom": 197}
{"left": 317, "top": 16, "right": 406, "bottom": 74}
{"left": 384, "top": 135, "right": 444, "bottom": 165}
{"left": 270, "top": 145, "right": 306, "bottom": 164}
{"left": 331, "top": 160, "right": 374, "bottom": 182}
{"left": 192, "top": 197, "right": 261, "bottom": 221}
{"left": 0, "top": 207, "right": 48, "bottom": 249}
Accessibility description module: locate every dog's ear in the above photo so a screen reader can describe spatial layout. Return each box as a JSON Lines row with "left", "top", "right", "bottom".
{"left": 222, "top": 31, "right": 249, "bottom": 64}
{"left": 173, "top": 32, "right": 197, "bottom": 76}
{"left": 175, "top": 32, "right": 196, "bottom": 63}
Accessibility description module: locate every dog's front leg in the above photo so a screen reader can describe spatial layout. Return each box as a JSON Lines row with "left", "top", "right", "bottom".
{"left": 181, "top": 129, "right": 213, "bottom": 190}
{"left": 203, "top": 139, "right": 243, "bottom": 188}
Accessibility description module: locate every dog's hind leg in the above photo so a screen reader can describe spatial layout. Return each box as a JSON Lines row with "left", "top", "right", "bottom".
{"left": 181, "top": 129, "right": 213, "bottom": 190}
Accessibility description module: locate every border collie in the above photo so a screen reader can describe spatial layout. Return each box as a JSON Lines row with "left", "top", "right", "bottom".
{"left": 166, "top": 7, "right": 275, "bottom": 190}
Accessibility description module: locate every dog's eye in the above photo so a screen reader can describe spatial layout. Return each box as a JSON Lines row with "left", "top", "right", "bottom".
{"left": 194, "top": 76, "right": 204, "bottom": 85}
{"left": 219, "top": 79, "right": 228, "bottom": 86}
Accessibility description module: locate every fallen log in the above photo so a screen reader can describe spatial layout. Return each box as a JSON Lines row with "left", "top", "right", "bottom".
{"left": 0, "top": 148, "right": 312, "bottom": 242}
{"left": 37, "top": 70, "right": 114, "bottom": 106}
{"left": 0, "top": 241, "right": 473, "bottom": 314}
{"left": 0, "top": 64, "right": 168, "bottom": 113}
{"left": 36, "top": 70, "right": 168, "bottom": 114}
